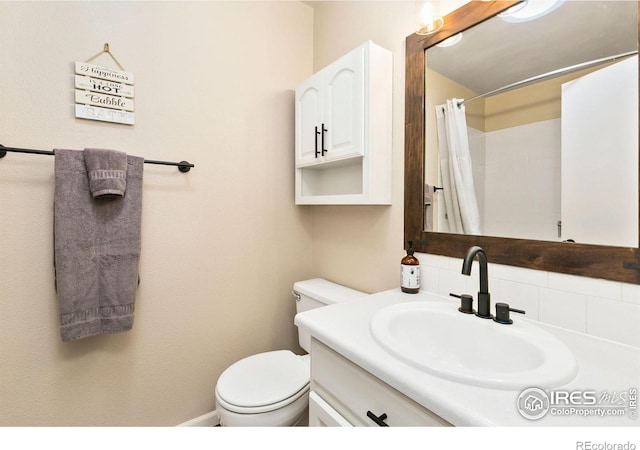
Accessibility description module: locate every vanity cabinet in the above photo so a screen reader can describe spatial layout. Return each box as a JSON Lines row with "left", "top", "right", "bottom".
{"left": 308, "top": 339, "right": 451, "bottom": 427}
{"left": 294, "top": 41, "right": 392, "bottom": 205}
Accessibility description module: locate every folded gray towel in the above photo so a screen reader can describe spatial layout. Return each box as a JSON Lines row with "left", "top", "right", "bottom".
{"left": 84, "top": 148, "right": 128, "bottom": 198}
{"left": 54, "top": 149, "right": 143, "bottom": 342}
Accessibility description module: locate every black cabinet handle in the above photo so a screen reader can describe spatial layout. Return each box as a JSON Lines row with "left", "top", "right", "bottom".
{"left": 321, "top": 124, "right": 328, "bottom": 156}
{"left": 314, "top": 126, "right": 321, "bottom": 158}
{"left": 366, "top": 410, "right": 389, "bottom": 427}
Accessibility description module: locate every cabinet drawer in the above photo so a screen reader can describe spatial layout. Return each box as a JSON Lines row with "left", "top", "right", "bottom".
{"left": 311, "top": 339, "right": 451, "bottom": 427}
{"left": 309, "top": 391, "right": 354, "bottom": 427}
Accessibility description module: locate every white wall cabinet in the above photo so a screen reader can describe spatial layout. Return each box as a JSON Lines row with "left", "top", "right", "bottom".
{"left": 295, "top": 41, "right": 392, "bottom": 205}
{"left": 295, "top": 48, "right": 364, "bottom": 167}
{"left": 308, "top": 339, "right": 451, "bottom": 427}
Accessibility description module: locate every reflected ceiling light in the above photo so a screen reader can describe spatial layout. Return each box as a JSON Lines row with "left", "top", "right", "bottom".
{"left": 500, "top": 0, "right": 564, "bottom": 23}
{"left": 415, "top": 2, "right": 444, "bottom": 36}
{"left": 436, "top": 33, "right": 463, "bottom": 48}
{"left": 497, "top": 0, "right": 530, "bottom": 18}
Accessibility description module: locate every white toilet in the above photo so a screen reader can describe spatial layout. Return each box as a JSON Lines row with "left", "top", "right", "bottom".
{"left": 214, "top": 278, "right": 366, "bottom": 426}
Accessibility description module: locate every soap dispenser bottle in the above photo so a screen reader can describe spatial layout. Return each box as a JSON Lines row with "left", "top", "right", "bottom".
{"left": 401, "top": 241, "right": 420, "bottom": 294}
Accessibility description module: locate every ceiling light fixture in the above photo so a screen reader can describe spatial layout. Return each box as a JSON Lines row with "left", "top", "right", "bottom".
{"left": 436, "top": 33, "right": 463, "bottom": 48}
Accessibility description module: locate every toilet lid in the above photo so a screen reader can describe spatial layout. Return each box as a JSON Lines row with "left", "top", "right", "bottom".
{"left": 216, "top": 350, "right": 310, "bottom": 409}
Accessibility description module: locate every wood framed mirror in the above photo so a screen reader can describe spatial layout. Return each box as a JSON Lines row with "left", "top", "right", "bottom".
{"left": 404, "top": 0, "right": 640, "bottom": 284}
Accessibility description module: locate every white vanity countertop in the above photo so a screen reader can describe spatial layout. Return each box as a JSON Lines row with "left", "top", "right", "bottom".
{"left": 295, "top": 288, "right": 640, "bottom": 427}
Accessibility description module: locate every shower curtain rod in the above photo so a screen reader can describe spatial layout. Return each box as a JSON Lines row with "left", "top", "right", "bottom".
{"left": 0, "top": 145, "right": 194, "bottom": 173}
{"left": 458, "top": 50, "right": 638, "bottom": 106}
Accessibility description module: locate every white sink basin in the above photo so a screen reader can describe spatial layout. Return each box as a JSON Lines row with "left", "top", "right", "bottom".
{"left": 370, "top": 301, "right": 578, "bottom": 390}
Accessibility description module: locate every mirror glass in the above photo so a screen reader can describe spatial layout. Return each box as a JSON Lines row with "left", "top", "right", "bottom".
{"left": 423, "top": 0, "right": 638, "bottom": 247}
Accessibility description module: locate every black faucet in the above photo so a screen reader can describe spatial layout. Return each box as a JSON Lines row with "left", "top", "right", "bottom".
{"left": 461, "top": 246, "right": 493, "bottom": 319}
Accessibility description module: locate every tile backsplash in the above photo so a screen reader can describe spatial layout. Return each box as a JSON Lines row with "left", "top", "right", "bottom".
{"left": 417, "top": 252, "right": 640, "bottom": 348}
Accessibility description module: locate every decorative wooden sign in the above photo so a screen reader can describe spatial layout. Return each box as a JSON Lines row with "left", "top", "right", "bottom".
{"left": 74, "top": 90, "right": 134, "bottom": 111}
{"left": 74, "top": 61, "right": 135, "bottom": 125}
{"left": 74, "top": 75, "right": 134, "bottom": 98}
{"left": 74, "top": 62, "right": 134, "bottom": 84}
{"left": 75, "top": 104, "right": 135, "bottom": 125}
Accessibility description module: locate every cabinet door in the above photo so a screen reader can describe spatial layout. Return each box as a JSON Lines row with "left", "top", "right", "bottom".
{"left": 295, "top": 76, "right": 323, "bottom": 167}
{"left": 322, "top": 47, "right": 365, "bottom": 163}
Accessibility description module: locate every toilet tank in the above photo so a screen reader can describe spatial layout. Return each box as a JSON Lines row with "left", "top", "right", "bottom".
{"left": 293, "top": 278, "right": 366, "bottom": 352}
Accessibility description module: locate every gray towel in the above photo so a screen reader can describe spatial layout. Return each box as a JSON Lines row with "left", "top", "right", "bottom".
{"left": 84, "top": 148, "right": 128, "bottom": 198}
{"left": 54, "top": 149, "right": 143, "bottom": 342}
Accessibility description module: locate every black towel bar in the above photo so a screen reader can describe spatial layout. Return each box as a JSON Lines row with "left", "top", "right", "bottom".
{"left": 0, "top": 145, "right": 194, "bottom": 173}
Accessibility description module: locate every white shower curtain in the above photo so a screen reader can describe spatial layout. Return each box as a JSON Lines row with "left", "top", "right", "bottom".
{"left": 435, "top": 99, "right": 481, "bottom": 235}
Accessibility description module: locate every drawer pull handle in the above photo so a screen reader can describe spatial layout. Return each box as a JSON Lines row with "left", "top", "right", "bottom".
{"left": 366, "top": 410, "right": 389, "bottom": 427}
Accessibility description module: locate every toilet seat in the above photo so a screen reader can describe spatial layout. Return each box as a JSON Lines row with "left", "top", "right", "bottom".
{"left": 215, "top": 350, "right": 310, "bottom": 414}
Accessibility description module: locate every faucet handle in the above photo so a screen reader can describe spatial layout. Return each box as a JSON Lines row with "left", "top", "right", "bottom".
{"left": 450, "top": 293, "right": 476, "bottom": 314}
{"left": 493, "top": 302, "right": 526, "bottom": 324}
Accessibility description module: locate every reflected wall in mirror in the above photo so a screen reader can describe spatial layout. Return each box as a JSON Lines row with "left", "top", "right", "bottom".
{"left": 405, "top": 0, "right": 640, "bottom": 284}
{"left": 424, "top": 1, "right": 638, "bottom": 247}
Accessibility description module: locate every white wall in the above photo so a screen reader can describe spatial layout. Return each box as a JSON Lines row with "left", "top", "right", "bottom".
{"left": 0, "top": 1, "right": 313, "bottom": 426}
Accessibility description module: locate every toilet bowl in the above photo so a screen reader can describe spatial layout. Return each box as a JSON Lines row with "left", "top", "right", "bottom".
{"left": 215, "top": 351, "right": 310, "bottom": 426}
{"left": 215, "top": 278, "right": 366, "bottom": 427}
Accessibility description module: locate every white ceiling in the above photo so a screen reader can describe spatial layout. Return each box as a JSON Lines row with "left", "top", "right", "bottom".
{"left": 427, "top": 1, "right": 638, "bottom": 95}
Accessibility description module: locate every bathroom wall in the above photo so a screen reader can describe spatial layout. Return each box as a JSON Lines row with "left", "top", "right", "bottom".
{"left": 310, "top": 1, "right": 640, "bottom": 349}
{"left": 0, "top": 1, "right": 313, "bottom": 426}
{"left": 308, "top": 0, "right": 468, "bottom": 294}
